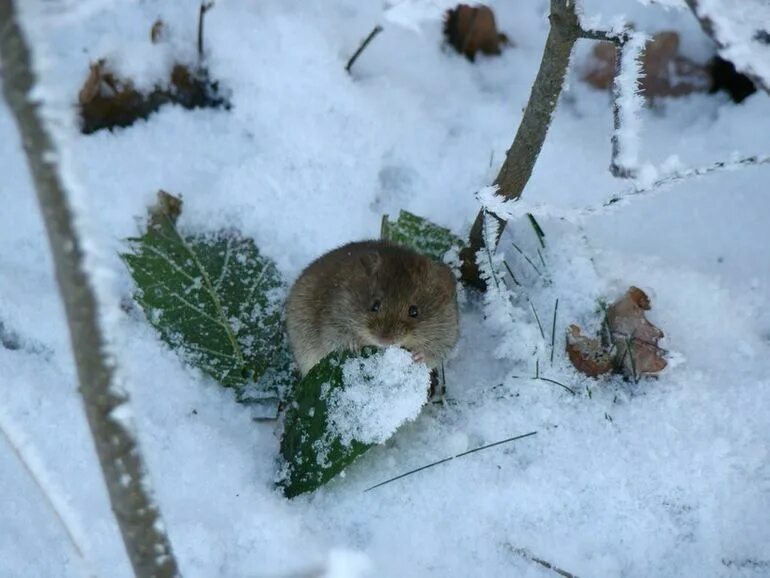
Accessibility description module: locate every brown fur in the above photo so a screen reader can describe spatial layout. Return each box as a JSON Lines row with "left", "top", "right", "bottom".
{"left": 286, "top": 240, "right": 459, "bottom": 375}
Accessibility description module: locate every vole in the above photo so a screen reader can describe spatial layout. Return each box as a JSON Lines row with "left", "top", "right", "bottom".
{"left": 285, "top": 240, "right": 459, "bottom": 376}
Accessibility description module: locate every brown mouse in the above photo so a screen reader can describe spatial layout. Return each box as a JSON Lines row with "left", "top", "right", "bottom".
{"left": 285, "top": 240, "right": 459, "bottom": 376}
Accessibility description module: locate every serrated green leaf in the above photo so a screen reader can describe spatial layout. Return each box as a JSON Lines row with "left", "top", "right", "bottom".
{"left": 279, "top": 348, "right": 379, "bottom": 499}
{"left": 122, "top": 210, "right": 294, "bottom": 401}
{"left": 381, "top": 210, "right": 463, "bottom": 261}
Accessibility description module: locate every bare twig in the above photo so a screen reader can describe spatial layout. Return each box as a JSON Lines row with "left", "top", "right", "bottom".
{"left": 460, "top": 0, "right": 611, "bottom": 287}
{"left": 364, "top": 431, "right": 538, "bottom": 492}
{"left": 509, "top": 546, "right": 581, "bottom": 578}
{"left": 345, "top": 25, "right": 383, "bottom": 74}
{"left": 477, "top": 153, "right": 770, "bottom": 222}
{"left": 198, "top": 1, "right": 214, "bottom": 61}
{"left": 604, "top": 154, "right": 770, "bottom": 206}
{"left": 0, "top": 3, "right": 181, "bottom": 577}
{"left": 610, "top": 31, "right": 649, "bottom": 178}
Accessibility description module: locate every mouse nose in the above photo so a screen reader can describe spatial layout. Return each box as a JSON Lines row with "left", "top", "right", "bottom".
{"left": 378, "top": 335, "right": 395, "bottom": 346}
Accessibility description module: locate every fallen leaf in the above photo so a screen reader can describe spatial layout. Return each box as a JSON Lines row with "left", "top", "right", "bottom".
{"left": 606, "top": 286, "right": 667, "bottom": 380}
{"left": 567, "top": 287, "right": 667, "bottom": 381}
{"left": 78, "top": 59, "right": 229, "bottom": 134}
{"left": 443, "top": 4, "right": 505, "bottom": 61}
{"left": 565, "top": 325, "right": 614, "bottom": 378}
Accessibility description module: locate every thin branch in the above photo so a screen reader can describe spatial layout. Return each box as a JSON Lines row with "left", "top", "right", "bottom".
{"left": 198, "top": 1, "right": 214, "bottom": 62}
{"left": 476, "top": 153, "right": 770, "bottom": 222}
{"left": 364, "top": 431, "right": 538, "bottom": 492}
{"left": 0, "top": 3, "right": 181, "bottom": 577}
{"left": 610, "top": 31, "right": 647, "bottom": 178}
{"left": 579, "top": 28, "right": 630, "bottom": 43}
{"left": 508, "top": 546, "right": 581, "bottom": 578}
{"left": 345, "top": 25, "right": 383, "bottom": 74}
{"left": 460, "top": 0, "right": 600, "bottom": 287}
{"left": 604, "top": 154, "right": 770, "bottom": 206}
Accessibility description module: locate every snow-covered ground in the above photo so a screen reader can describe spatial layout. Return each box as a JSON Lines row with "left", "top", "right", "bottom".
{"left": 2, "top": 0, "right": 770, "bottom": 576}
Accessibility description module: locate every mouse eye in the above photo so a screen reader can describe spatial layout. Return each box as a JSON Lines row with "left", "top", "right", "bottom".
{"left": 408, "top": 305, "right": 419, "bottom": 318}
{"left": 371, "top": 300, "right": 381, "bottom": 312}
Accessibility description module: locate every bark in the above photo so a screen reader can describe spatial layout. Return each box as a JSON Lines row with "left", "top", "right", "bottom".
{"left": 0, "top": 3, "right": 181, "bottom": 577}
{"left": 460, "top": 0, "right": 584, "bottom": 288}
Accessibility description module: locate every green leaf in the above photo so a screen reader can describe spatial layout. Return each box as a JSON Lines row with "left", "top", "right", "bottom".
{"left": 122, "top": 203, "right": 294, "bottom": 402}
{"left": 279, "top": 348, "right": 378, "bottom": 498}
{"left": 381, "top": 210, "right": 463, "bottom": 261}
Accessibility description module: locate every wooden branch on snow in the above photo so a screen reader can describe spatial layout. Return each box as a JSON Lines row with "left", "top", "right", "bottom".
{"left": 346, "top": 25, "right": 383, "bottom": 74}
{"left": 460, "top": 0, "right": 637, "bottom": 288}
{"left": 0, "top": 3, "right": 182, "bottom": 577}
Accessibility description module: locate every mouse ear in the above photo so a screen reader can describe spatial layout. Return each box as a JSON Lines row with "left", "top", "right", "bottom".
{"left": 360, "top": 251, "right": 381, "bottom": 275}
{"left": 433, "top": 262, "right": 457, "bottom": 300}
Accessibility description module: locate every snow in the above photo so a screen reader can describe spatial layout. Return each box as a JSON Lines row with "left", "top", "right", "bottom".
{"left": 383, "top": 0, "right": 460, "bottom": 33}
{"left": 2, "top": 0, "right": 770, "bottom": 577}
{"left": 330, "top": 347, "right": 430, "bottom": 446}
{"left": 691, "top": 0, "right": 770, "bottom": 90}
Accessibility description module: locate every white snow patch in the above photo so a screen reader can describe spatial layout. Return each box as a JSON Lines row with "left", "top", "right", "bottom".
{"left": 323, "top": 549, "right": 374, "bottom": 578}
{"left": 328, "top": 347, "right": 430, "bottom": 446}
{"left": 383, "top": 0, "right": 459, "bottom": 33}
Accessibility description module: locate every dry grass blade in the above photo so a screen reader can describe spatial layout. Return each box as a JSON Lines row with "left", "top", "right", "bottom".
{"left": 364, "top": 431, "right": 537, "bottom": 492}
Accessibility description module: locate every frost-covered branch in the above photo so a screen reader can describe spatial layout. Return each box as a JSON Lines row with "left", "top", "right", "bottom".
{"left": 479, "top": 153, "right": 770, "bottom": 222}
{"left": 603, "top": 153, "right": 770, "bottom": 206}
{"left": 609, "top": 31, "right": 648, "bottom": 178}
{"left": 0, "top": 2, "right": 181, "bottom": 577}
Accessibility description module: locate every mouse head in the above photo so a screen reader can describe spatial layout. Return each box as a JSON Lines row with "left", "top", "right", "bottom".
{"left": 353, "top": 245, "right": 457, "bottom": 351}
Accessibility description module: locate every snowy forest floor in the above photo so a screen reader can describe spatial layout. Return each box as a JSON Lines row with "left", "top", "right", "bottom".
{"left": 1, "top": 0, "right": 770, "bottom": 577}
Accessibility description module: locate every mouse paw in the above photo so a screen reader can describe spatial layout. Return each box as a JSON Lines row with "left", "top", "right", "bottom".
{"left": 411, "top": 351, "right": 426, "bottom": 364}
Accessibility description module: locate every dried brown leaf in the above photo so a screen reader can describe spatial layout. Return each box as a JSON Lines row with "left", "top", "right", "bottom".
{"left": 443, "top": 4, "right": 504, "bottom": 61}
{"left": 565, "top": 325, "right": 614, "bottom": 378}
{"left": 607, "top": 287, "right": 667, "bottom": 380}
{"left": 567, "top": 287, "right": 667, "bottom": 381}
{"left": 78, "top": 59, "right": 228, "bottom": 134}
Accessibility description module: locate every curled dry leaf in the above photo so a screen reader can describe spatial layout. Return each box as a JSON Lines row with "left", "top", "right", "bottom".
{"left": 566, "top": 325, "right": 614, "bottom": 378}
{"left": 607, "top": 286, "right": 667, "bottom": 380}
{"left": 443, "top": 4, "right": 505, "bottom": 61}
{"left": 567, "top": 286, "right": 667, "bottom": 381}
